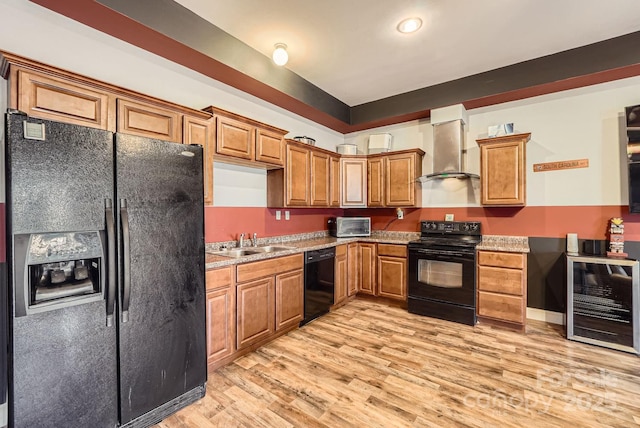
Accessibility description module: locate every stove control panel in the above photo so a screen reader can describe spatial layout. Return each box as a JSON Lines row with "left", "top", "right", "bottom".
{"left": 420, "top": 220, "right": 482, "bottom": 236}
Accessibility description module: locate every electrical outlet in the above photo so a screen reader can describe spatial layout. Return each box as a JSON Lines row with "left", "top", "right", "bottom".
{"left": 396, "top": 208, "right": 404, "bottom": 219}
{"left": 285, "top": 211, "right": 290, "bottom": 220}
{"left": 275, "top": 210, "right": 281, "bottom": 220}
{"left": 445, "top": 213, "right": 454, "bottom": 221}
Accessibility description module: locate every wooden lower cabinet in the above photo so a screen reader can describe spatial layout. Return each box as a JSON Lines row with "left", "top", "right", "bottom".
{"left": 358, "top": 243, "right": 377, "bottom": 295}
{"left": 236, "top": 277, "right": 275, "bottom": 350}
{"left": 347, "top": 243, "right": 359, "bottom": 296}
{"left": 477, "top": 250, "right": 527, "bottom": 330}
{"left": 275, "top": 269, "right": 304, "bottom": 330}
{"left": 205, "top": 266, "right": 235, "bottom": 369}
{"left": 207, "top": 253, "right": 303, "bottom": 370}
{"left": 334, "top": 244, "right": 348, "bottom": 305}
{"left": 376, "top": 244, "right": 407, "bottom": 300}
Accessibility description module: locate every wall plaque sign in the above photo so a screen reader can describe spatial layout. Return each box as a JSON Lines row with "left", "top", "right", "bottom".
{"left": 533, "top": 158, "right": 589, "bottom": 172}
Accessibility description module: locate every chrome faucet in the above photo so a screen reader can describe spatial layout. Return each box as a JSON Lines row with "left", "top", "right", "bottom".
{"left": 252, "top": 233, "right": 258, "bottom": 247}
{"left": 238, "top": 233, "right": 245, "bottom": 248}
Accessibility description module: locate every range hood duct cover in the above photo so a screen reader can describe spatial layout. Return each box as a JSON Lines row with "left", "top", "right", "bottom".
{"left": 419, "top": 119, "right": 479, "bottom": 181}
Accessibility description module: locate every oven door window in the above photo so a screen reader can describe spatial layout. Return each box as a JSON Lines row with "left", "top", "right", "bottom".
{"left": 418, "top": 259, "right": 462, "bottom": 288}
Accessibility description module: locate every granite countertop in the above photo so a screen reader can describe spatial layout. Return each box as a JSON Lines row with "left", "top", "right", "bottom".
{"left": 205, "top": 231, "right": 420, "bottom": 269}
{"left": 476, "top": 235, "right": 530, "bottom": 253}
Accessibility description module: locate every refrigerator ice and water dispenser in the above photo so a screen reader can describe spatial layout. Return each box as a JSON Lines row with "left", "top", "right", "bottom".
{"left": 13, "top": 231, "right": 105, "bottom": 316}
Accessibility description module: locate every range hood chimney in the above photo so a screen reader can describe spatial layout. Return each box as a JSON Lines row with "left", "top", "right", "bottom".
{"left": 419, "top": 104, "right": 479, "bottom": 181}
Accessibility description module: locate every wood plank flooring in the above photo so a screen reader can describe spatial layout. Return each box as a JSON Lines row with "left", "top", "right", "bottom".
{"left": 155, "top": 299, "right": 640, "bottom": 427}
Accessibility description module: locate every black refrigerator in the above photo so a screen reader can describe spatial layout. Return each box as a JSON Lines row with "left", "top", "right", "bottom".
{"left": 4, "top": 111, "right": 206, "bottom": 427}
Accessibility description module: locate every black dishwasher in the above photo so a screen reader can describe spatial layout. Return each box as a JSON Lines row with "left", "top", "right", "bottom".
{"left": 301, "top": 247, "right": 335, "bottom": 326}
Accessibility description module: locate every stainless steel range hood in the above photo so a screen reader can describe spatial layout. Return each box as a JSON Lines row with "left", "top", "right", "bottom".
{"left": 418, "top": 105, "right": 479, "bottom": 182}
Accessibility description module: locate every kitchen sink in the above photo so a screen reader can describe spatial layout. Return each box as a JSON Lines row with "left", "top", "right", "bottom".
{"left": 208, "top": 248, "right": 262, "bottom": 258}
{"left": 250, "top": 245, "right": 296, "bottom": 253}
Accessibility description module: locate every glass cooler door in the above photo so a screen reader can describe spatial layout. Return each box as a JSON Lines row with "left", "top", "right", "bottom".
{"left": 567, "top": 255, "right": 640, "bottom": 354}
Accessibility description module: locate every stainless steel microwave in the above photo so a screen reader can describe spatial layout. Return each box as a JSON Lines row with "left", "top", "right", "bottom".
{"left": 328, "top": 217, "right": 371, "bottom": 237}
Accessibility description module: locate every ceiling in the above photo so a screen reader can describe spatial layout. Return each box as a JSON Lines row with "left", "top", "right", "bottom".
{"left": 28, "top": 0, "right": 640, "bottom": 132}
{"left": 173, "top": 0, "right": 640, "bottom": 106}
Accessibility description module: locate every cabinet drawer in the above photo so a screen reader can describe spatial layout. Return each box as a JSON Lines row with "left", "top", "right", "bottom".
{"left": 236, "top": 254, "right": 303, "bottom": 283}
{"left": 478, "top": 291, "right": 525, "bottom": 324}
{"left": 335, "top": 244, "right": 347, "bottom": 258}
{"left": 206, "top": 266, "right": 234, "bottom": 291}
{"left": 377, "top": 244, "right": 407, "bottom": 258}
{"left": 477, "top": 266, "right": 523, "bottom": 295}
{"left": 478, "top": 251, "right": 524, "bottom": 269}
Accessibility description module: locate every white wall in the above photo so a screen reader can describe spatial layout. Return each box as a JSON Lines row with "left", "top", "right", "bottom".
{"left": 345, "top": 76, "right": 640, "bottom": 207}
{"left": 0, "top": 0, "right": 344, "bottom": 207}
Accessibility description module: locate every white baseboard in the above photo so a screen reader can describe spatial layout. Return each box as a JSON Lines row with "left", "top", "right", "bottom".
{"left": 526, "top": 307, "right": 565, "bottom": 325}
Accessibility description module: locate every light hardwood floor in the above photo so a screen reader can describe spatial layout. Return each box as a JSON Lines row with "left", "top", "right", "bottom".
{"left": 156, "top": 299, "right": 640, "bottom": 427}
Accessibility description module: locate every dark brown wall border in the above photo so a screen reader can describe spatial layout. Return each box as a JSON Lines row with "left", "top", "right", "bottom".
{"left": 27, "top": 0, "right": 640, "bottom": 133}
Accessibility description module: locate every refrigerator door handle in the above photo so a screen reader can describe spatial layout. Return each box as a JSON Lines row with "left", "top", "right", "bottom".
{"left": 120, "top": 198, "right": 132, "bottom": 323}
{"left": 105, "top": 199, "right": 116, "bottom": 327}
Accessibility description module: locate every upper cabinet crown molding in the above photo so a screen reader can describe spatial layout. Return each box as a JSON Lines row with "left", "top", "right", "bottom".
{"left": 476, "top": 133, "right": 531, "bottom": 206}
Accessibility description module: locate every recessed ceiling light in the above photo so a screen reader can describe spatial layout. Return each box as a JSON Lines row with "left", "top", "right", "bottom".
{"left": 397, "top": 17, "right": 422, "bottom": 34}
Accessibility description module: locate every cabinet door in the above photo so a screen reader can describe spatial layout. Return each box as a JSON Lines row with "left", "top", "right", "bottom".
{"left": 255, "top": 128, "right": 285, "bottom": 166}
{"left": 347, "top": 243, "right": 359, "bottom": 296}
{"left": 368, "top": 157, "right": 385, "bottom": 207}
{"left": 216, "top": 115, "right": 254, "bottom": 160}
{"left": 236, "top": 277, "right": 275, "bottom": 350}
{"left": 205, "top": 267, "right": 235, "bottom": 366}
{"left": 385, "top": 152, "right": 418, "bottom": 206}
{"left": 286, "top": 144, "right": 311, "bottom": 206}
{"left": 310, "top": 150, "right": 330, "bottom": 206}
{"left": 117, "top": 98, "right": 182, "bottom": 142}
{"left": 341, "top": 158, "right": 367, "bottom": 207}
{"left": 477, "top": 134, "right": 530, "bottom": 206}
{"left": 16, "top": 69, "right": 112, "bottom": 130}
{"left": 334, "top": 245, "right": 348, "bottom": 304}
{"left": 377, "top": 256, "right": 407, "bottom": 300}
{"left": 359, "top": 243, "right": 377, "bottom": 295}
{"left": 184, "top": 115, "right": 214, "bottom": 205}
{"left": 275, "top": 269, "right": 304, "bottom": 331}
{"left": 329, "top": 155, "right": 341, "bottom": 207}
{"left": 206, "top": 286, "right": 235, "bottom": 364}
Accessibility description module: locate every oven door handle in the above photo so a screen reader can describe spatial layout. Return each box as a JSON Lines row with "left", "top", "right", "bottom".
{"left": 412, "top": 248, "right": 474, "bottom": 259}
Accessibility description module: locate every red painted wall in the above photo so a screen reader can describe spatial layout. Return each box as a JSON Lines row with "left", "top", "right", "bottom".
{"left": 205, "top": 205, "right": 640, "bottom": 243}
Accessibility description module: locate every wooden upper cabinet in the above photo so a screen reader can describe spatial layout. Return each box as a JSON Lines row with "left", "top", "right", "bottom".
{"left": 367, "top": 157, "right": 385, "bottom": 207}
{"left": 215, "top": 115, "right": 254, "bottom": 161}
{"left": 476, "top": 133, "right": 530, "bottom": 206}
{"left": 385, "top": 151, "right": 423, "bottom": 207}
{"left": 116, "top": 98, "right": 182, "bottom": 142}
{"left": 204, "top": 106, "right": 287, "bottom": 168}
{"left": 14, "top": 68, "right": 113, "bottom": 130}
{"left": 184, "top": 115, "right": 215, "bottom": 205}
{"left": 329, "top": 155, "right": 341, "bottom": 207}
{"left": 310, "top": 150, "right": 330, "bottom": 206}
{"left": 286, "top": 143, "right": 311, "bottom": 206}
{"left": 255, "top": 128, "right": 285, "bottom": 166}
{"left": 340, "top": 157, "right": 367, "bottom": 208}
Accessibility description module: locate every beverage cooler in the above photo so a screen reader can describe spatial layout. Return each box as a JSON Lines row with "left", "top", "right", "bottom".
{"left": 566, "top": 254, "right": 639, "bottom": 354}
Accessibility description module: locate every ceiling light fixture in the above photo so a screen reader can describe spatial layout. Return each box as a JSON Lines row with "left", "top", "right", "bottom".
{"left": 272, "top": 43, "right": 288, "bottom": 66}
{"left": 397, "top": 17, "right": 422, "bottom": 34}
